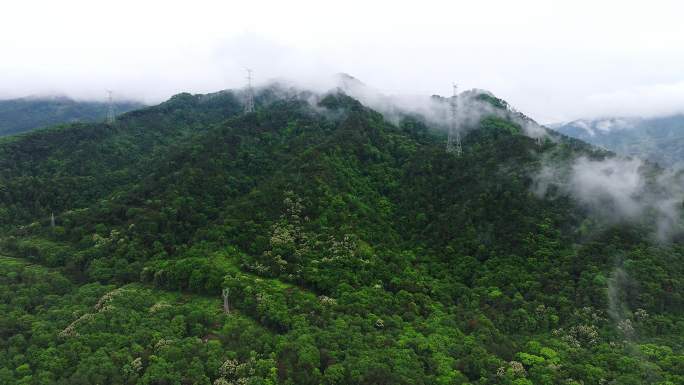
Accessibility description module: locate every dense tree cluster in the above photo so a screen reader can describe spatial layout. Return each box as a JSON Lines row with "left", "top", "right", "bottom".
{"left": 1, "top": 88, "right": 683, "bottom": 384}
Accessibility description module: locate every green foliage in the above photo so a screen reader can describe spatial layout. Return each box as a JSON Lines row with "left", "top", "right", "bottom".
{"left": 1, "top": 87, "right": 684, "bottom": 384}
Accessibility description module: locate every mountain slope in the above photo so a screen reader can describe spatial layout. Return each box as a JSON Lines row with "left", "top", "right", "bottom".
{"left": 552, "top": 114, "right": 684, "bottom": 166}
{"left": 1, "top": 87, "right": 683, "bottom": 385}
{"left": 0, "top": 96, "right": 144, "bottom": 137}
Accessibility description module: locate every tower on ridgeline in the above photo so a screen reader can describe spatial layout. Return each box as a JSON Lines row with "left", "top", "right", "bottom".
{"left": 244, "top": 68, "right": 255, "bottom": 113}
{"left": 105, "top": 90, "right": 116, "bottom": 124}
{"left": 446, "top": 83, "right": 462, "bottom": 156}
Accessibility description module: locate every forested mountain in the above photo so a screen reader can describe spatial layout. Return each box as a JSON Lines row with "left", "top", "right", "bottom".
{"left": 0, "top": 96, "right": 144, "bottom": 137}
{"left": 1, "top": 85, "right": 684, "bottom": 385}
{"left": 551, "top": 115, "right": 684, "bottom": 167}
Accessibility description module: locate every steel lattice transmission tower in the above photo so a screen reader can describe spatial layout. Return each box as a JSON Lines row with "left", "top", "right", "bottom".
{"left": 244, "top": 68, "right": 255, "bottom": 113}
{"left": 105, "top": 90, "right": 116, "bottom": 124}
{"left": 446, "top": 83, "right": 462, "bottom": 156}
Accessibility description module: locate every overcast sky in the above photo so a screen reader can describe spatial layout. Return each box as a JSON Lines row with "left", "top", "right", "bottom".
{"left": 1, "top": 0, "right": 683, "bottom": 123}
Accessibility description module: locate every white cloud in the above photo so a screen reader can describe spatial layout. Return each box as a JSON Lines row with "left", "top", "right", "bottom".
{"left": 569, "top": 157, "right": 645, "bottom": 218}
{"left": 534, "top": 155, "right": 684, "bottom": 241}
{"left": 583, "top": 81, "right": 684, "bottom": 118}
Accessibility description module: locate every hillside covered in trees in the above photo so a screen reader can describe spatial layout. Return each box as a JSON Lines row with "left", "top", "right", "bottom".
{"left": 1, "top": 86, "right": 684, "bottom": 385}
{"left": 0, "top": 96, "right": 144, "bottom": 137}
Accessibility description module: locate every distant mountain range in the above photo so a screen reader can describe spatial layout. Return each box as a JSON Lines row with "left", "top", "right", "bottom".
{"left": 0, "top": 96, "right": 144, "bottom": 137}
{"left": 551, "top": 114, "right": 684, "bottom": 166}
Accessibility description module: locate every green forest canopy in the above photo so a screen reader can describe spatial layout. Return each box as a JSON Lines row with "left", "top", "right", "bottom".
{"left": 1, "top": 87, "right": 683, "bottom": 385}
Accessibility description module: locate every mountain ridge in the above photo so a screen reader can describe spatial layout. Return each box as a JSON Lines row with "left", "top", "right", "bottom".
{"left": 552, "top": 114, "right": 684, "bottom": 167}
{"left": 0, "top": 95, "right": 145, "bottom": 137}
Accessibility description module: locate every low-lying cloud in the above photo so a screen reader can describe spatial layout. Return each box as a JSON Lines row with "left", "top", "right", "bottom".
{"left": 326, "top": 75, "right": 548, "bottom": 140}
{"left": 534, "top": 154, "right": 684, "bottom": 240}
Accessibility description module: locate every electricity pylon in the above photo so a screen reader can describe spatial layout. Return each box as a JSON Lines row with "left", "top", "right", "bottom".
{"left": 244, "top": 68, "right": 255, "bottom": 113}
{"left": 446, "top": 83, "right": 462, "bottom": 156}
{"left": 106, "top": 90, "right": 115, "bottom": 124}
